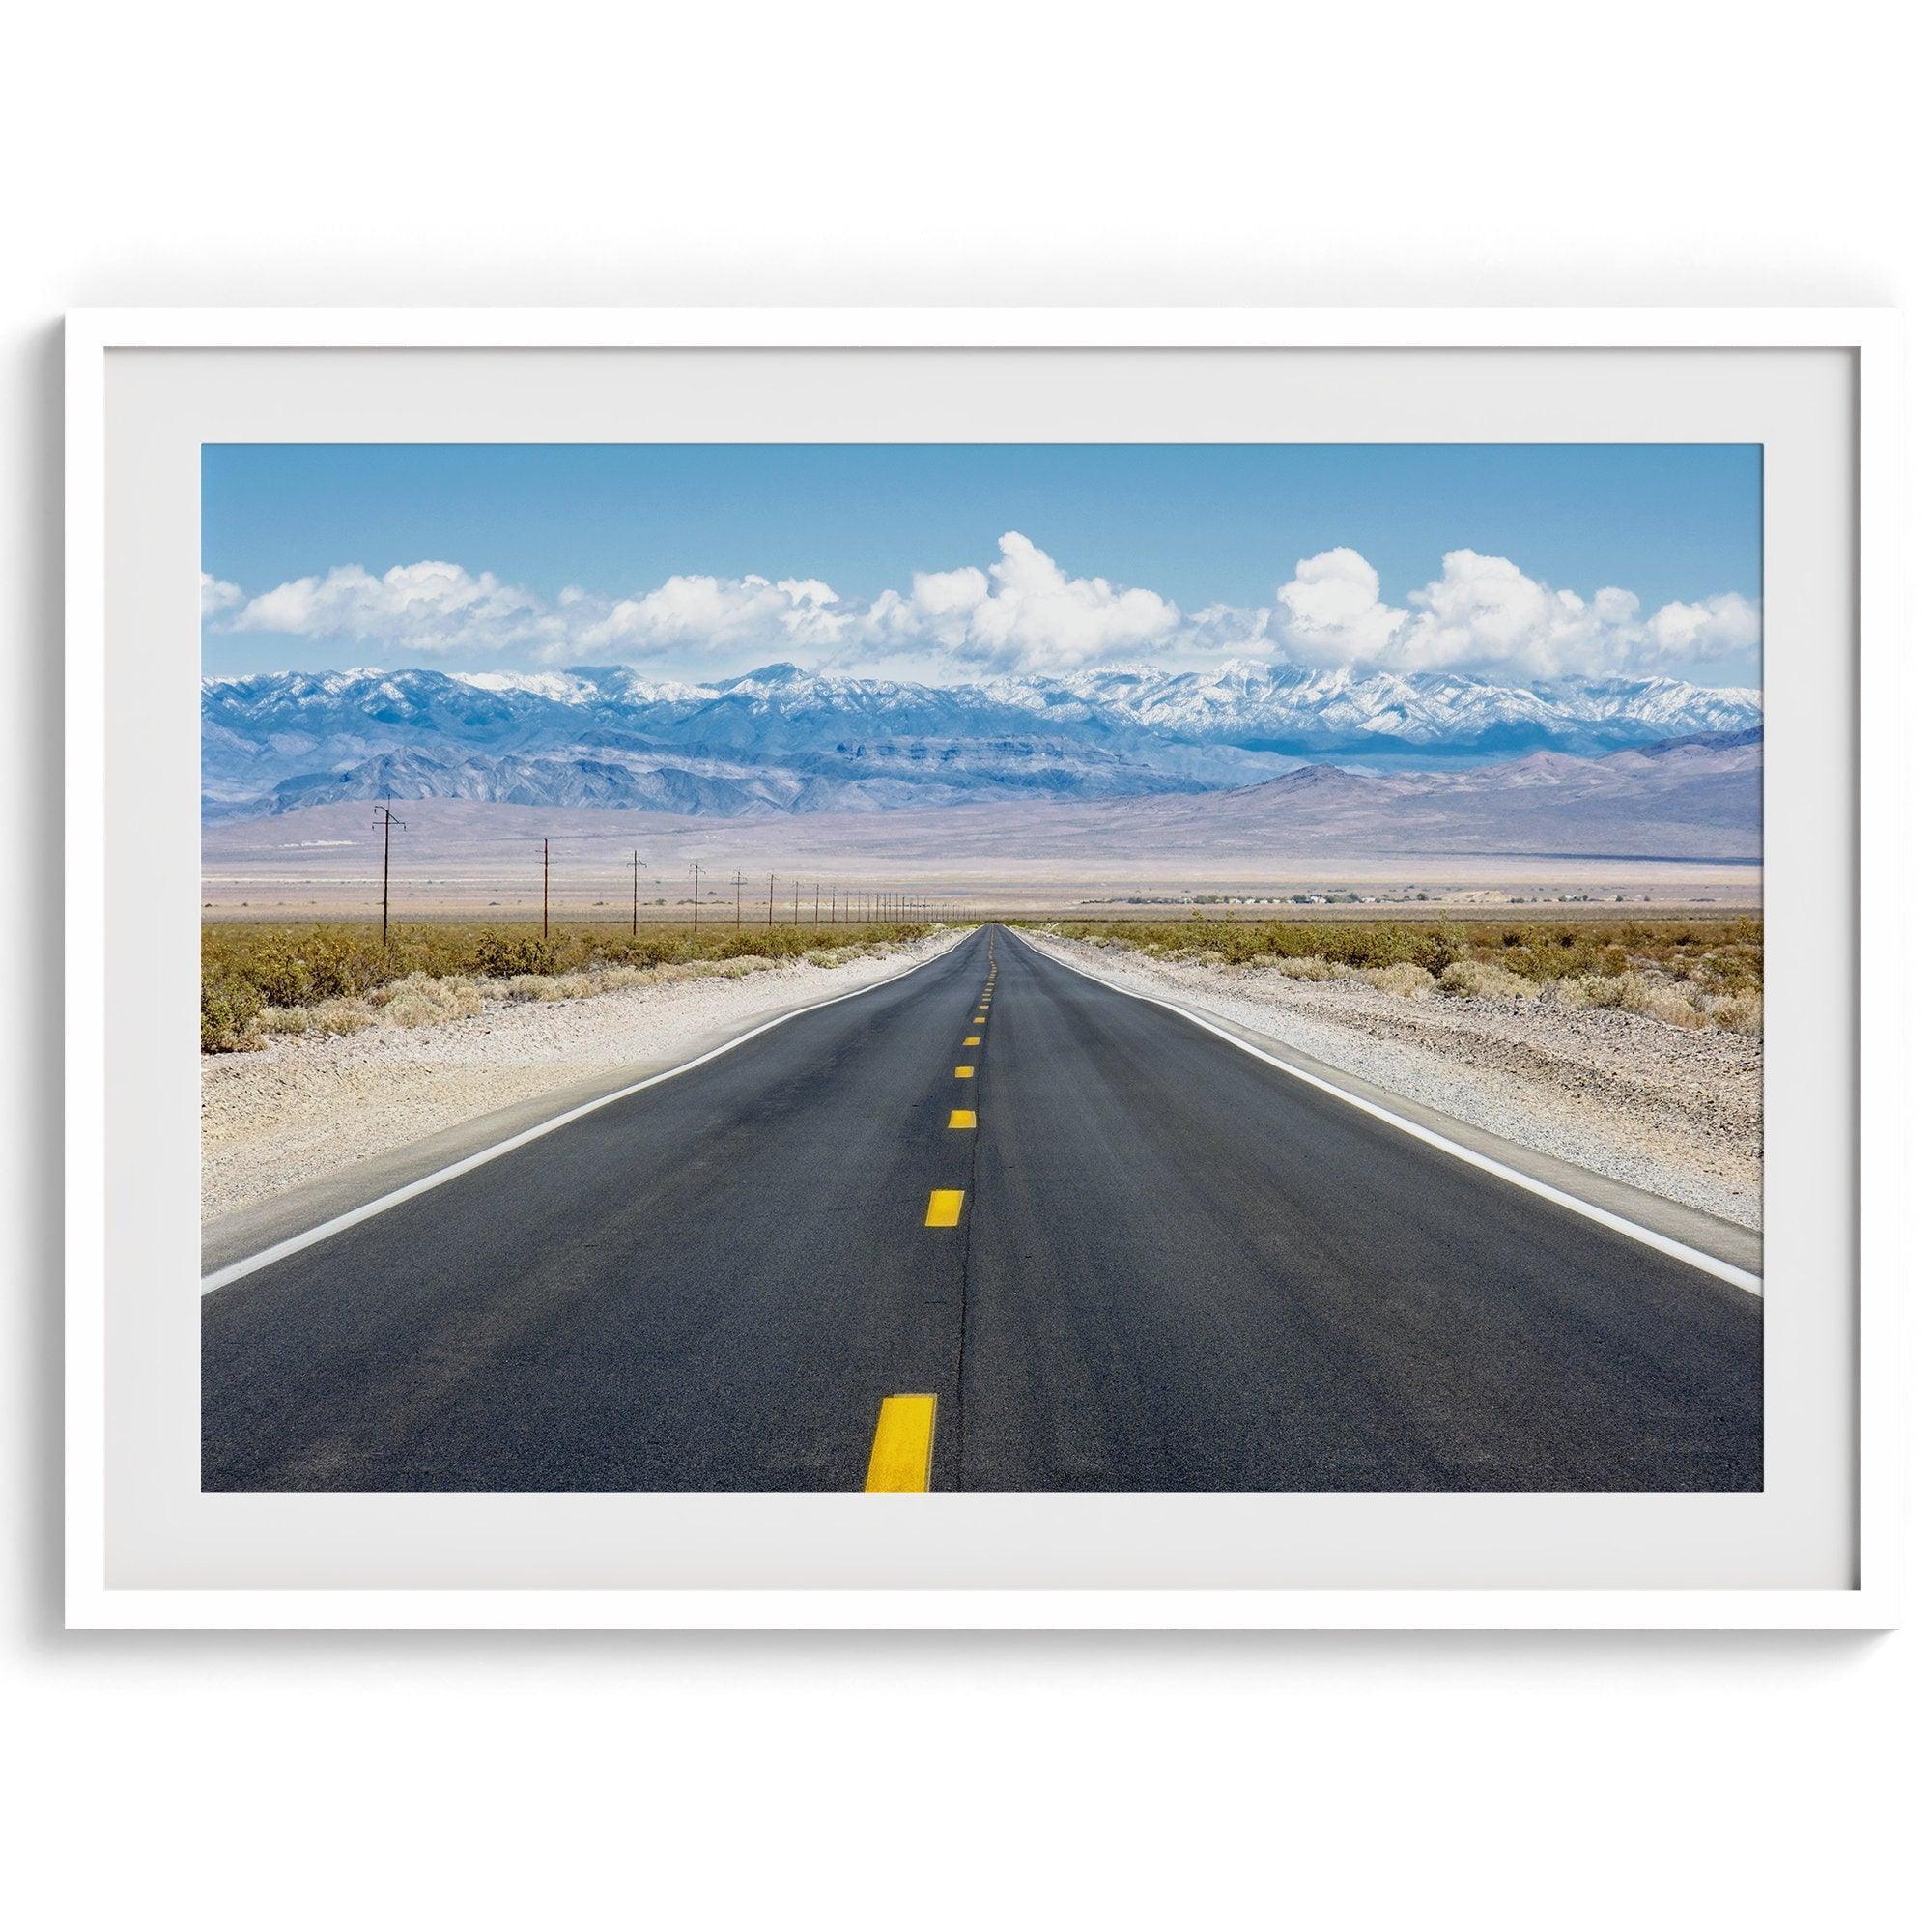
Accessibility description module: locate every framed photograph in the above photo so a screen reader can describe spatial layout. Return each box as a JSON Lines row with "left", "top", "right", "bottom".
{"left": 65, "top": 309, "right": 1902, "bottom": 1629}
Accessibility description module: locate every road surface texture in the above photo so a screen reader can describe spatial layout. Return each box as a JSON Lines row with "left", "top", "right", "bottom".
{"left": 203, "top": 927, "right": 1762, "bottom": 1492}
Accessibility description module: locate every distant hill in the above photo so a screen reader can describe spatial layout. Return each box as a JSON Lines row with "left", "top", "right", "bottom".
{"left": 1039, "top": 727, "right": 1761, "bottom": 864}
{"left": 204, "top": 728, "right": 1762, "bottom": 923}
{"left": 202, "top": 662, "right": 1763, "bottom": 821}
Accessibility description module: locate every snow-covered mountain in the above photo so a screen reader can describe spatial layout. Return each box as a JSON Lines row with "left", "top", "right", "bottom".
{"left": 201, "top": 660, "right": 1763, "bottom": 820}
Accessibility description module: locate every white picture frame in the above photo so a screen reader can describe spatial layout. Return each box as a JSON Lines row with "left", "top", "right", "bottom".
{"left": 65, "top": 307, "right": 1904, "bottom": 1630}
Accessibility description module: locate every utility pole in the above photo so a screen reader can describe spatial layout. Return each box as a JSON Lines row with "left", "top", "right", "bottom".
{"left": 813, "top": 883, "right": 820, "bottom": 923}
{"left": 372, "top": 804, "right": 406, "bottom": 946}
{"left": 542, "top": 837, "right": 551, "bottom": 939}
{"left": 691, "top": 861, "right": 700, "bottom": 934}
{"left": 631, "top": 849, "right": 642, "bottom": 937}
{"left": 768, "top": 872, "right": 775, "bottom": 926}
{"left": 734, "top": 869, "right": 744, "bottom": 926}
{"left": 792, "top": 880, "right": 799, "bottom": 923}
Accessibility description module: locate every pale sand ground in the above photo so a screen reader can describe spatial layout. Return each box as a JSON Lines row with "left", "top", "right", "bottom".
{"left": 201, "top": 931, "right": 960, "bottom": 1223}
{"left": 1025, "top": 933, "right": 1761, "bottom": 1231}
{"left": 202, "top": 796, "right": 1761, "bottom": 921}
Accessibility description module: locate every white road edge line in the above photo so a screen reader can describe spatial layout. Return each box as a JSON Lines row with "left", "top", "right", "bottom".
{"left": 1008, "top": 929, "right": 1763, "bottom": 1298}
{"left": 201, "top": 929, "right": 977, "bottom": 1294}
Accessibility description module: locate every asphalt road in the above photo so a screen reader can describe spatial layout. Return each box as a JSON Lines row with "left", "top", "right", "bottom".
{"left": 203, "top": 926, "right": 1763, "bottom": 1492}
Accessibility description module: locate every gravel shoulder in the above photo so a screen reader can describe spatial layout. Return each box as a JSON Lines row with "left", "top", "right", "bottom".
{"left": 1025, "top": 932, "right": 1762, "bottom": 1233}
{"left": 202, "top": 930, "right": 964, "bottom": 1228}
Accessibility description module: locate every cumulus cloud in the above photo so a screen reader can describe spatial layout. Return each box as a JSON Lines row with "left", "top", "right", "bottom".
{"left": 215, "top": 560, "right": 849, "bottom": 664}
{"left": 200, "top": 573, "right": 243, "bottom": 619}
{"left": 860, "top": 532, "right": 1179, "bottom": 673}
{"left": 1268, "top": 546, "right": 1759, "bottom": 681}
{"left": 1179, "top": 601, "right": 1274, "bottom": 657}
{"left": 574, "top": 574, "right": 848, "bottom": 660}
{"left": 1272, "top": 548, "right": 1407, "bottom": 667}
{"left": 204, "top": 537, "right": 1759, "bottom": 686}
{"left": 226, "top": 561, "right": 561, "bottom": 656}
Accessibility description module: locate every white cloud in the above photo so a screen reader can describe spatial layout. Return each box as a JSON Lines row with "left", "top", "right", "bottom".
{"left": 216, "top": 560, "right": 848, "bottom": 664}
{"left": 1646, "top": 589, "right": 1761, "bottom": 660}
{"left": 860, "top": 531, "right": 1179, "bottom": 673}
{"left": 1272, "top": 548, "right": 1407, "bottom": 667}
{"left": 227, "top": 561, "right": 560, "bottom": 655}
{"left": 1267, "top": 546, "right": 1760, "bottom": 681}
{"left": 200, "top": 573, "right": 243, "bottom": 619}
{"left": 1180, "top": 601, "right": 1273, "bottom": 657}
{"left": 206, "top": 539, "right": 1759, "bottom": 687}
{"left": 573, "top": 574, "right": 849, "bottom": 661}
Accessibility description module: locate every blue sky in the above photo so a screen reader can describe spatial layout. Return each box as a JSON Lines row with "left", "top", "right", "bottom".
{"left": 202, "top": 443, "right": 1763, "bottom": 688}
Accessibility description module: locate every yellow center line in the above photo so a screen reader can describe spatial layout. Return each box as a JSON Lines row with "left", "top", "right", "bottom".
{"left": 948, "top": 1109, "right": 976, "bottom": 1128}
{"left": 954, "top": 1065, "right": 975, "bottom": 1078}
{"left": 864, "top": 1394, "right": 937, "bottom": 1492}
{"left": 924, "top": 1187, "right": 965, "bottom": 1227}
{"left": 963, "top": 1035, "right": 980, "bottom": 1045}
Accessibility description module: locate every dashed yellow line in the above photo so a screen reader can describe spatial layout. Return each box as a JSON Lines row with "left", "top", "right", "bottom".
{"left": 924, "top": 1187, "right": 965, "bottom": 1227}
{"left": 949, "top": 1108, "right": 976, "bottom": 1128}
{"left": 954, "top": 1065, "right": 975, "bottom": 1078}
{"left": 864, "top": 1394, "right": 937, "bottom": 1492}
{"left": 963, "top": 1035, "right": 980, "bottom": 1045}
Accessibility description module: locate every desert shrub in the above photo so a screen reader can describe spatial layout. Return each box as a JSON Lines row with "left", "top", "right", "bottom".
{"left": 591, "top": 965, "right": 654, "bottom": 991}
{"left": 242, "top": 939, "right": 316, "bottom": 1009}
{"left": 472, "top": 932, "right": 561, "bottom": 979}
{"left": 200, "top": 973, "right": 264, "bottom": 1052}
{"left": 596, "top": 932, "right": 696, "bottom": 969}
{"left": 259, "top": 997, "right": 377, "bottom": 1037}
{"left": 1410, "top": 932, "right": 1456, "bottom": 978}
{"left": 372, "top": 972, "right": 486, "bottom": 1028}
{"left": 1631, "top": 983, "right": 1705, "bottom": 1029}
{"left": 195, "top": 915, "right": 922, "bottom": 1041}
{"left": 1042, "top": 914, "right": 1761, "bottom": 996}
{"left": 1037, "top": 912, "right": 1764, "bottom": 1033}
{"left": 500, "top": 971, "right": 600, "bottom": 1002}
{"left": 697, "top": 956, "right": 780, "bottom": 980}
{"left": 1706, "top": 989, "right": 1764, "bottom": 1034}
{"left": 1439, "top": 959, "right": 1537, "bottom": 1003}
{"left": 311, "top": 998, "right": 377, "bottom": 1036}
{"left": 1361, "top": 962, "right": 1437, "bottom": 1000}
{"left": 1270, "top": 954, "right": 1340, "bottom": 980}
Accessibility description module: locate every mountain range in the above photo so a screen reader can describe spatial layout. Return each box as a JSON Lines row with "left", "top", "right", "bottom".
{"left": 201, "top": 660, "right": 1763, "bottom": 821}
